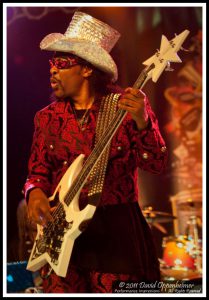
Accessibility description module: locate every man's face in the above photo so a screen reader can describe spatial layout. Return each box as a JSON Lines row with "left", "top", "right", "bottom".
{"left": 49, "top": 53, "right": 86, "bottom": 99}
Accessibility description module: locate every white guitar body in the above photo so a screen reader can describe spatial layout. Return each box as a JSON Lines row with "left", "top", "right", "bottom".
{"left": 27, "top": 154, "right": 96, "bottom": 277}
{"left": 27, "top": 29, "right": 190, "bottom": 278}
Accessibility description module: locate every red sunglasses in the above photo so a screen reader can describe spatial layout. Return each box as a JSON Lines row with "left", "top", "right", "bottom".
{"left": 49, "top": 57, "right": 80, "bottom": 69}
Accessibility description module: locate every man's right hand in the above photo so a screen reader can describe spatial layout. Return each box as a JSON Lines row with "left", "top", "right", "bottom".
{"left": 27, "top": 188, "right": 53, "bottom": 226}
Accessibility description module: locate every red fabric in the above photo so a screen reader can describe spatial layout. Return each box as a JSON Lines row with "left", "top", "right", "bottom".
{"left": 23, "top": 93, "right": 168, "bottom": 207}
{"left": 41, "top": 263, "right": 155, "bottom": 293}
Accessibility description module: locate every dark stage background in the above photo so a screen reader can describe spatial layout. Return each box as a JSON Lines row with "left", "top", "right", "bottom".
{"left": 6, "top": 6, "right": 202, "bottom": 261}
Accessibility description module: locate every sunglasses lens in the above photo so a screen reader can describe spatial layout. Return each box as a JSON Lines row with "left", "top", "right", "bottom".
{"left": 49, "top": 60, "right": 54, "bottom": 68}
{"left": 49, "top": 57, "right": 78, "bottom": 69}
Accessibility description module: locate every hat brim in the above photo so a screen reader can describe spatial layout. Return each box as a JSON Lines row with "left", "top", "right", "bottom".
{"left": 40, "top": 33, "right": 118, "bottom": 82}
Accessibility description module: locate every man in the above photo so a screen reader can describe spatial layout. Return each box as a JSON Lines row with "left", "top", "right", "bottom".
{"left": 24, "top": 11, "right": 168, "bottom": 293}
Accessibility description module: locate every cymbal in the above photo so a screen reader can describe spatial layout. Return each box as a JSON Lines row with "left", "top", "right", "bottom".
{"left": 142, "top": 207, "right": 176, "bottom": 223}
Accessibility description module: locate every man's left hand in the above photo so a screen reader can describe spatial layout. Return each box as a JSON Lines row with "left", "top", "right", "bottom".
{"left": 118, "top": 87, "right": 149, "bottom": 130}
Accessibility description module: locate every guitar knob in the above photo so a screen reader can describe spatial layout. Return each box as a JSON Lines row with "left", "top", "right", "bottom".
{"left": 165, "top": 62, "right": 174, "bottom": 72}
{"left": 66, "top": 221, "right": 73, "bottom": 230}
{"left": 180, "top": 46, "right": 191, "bottom": 52}
{"left": 79, "top": 219, "right": 91, "bottom": 232}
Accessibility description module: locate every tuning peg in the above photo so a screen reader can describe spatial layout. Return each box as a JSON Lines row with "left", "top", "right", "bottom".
{"left": 174, "top": 33, "right": 190, "bottom": 52}
{"left": 180, "top": 46, "right": 191, "bottom": 52}
{"left": 156, "top": 49, "right": 160, "bottom": 57}
{"left": 165, "top": 61, "right": 174, "bottom": 71}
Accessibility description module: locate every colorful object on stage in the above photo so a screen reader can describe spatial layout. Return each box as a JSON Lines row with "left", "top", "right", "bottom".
{"left": 162, "top": 235, "right": 196, "bottom": 270}
{"left": 160, "top": 234, "right": 202, "bottom": 281}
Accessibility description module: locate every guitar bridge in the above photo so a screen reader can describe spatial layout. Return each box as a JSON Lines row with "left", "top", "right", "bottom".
{"left": 31, "top": 203, "right": 73, "bottom": 266}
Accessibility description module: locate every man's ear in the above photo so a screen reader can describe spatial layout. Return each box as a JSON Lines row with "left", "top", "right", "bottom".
{"left": 82, "top": 66, "right": 93, "bottom": 78}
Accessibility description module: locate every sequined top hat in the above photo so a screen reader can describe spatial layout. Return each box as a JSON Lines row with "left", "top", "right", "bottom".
{"left": 40, "top": 11, "right": 121, "bottom": 82}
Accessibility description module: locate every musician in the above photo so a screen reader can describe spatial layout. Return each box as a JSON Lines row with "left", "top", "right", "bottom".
{"left": 24, "top": 12, "right": 168, "bottom": 293}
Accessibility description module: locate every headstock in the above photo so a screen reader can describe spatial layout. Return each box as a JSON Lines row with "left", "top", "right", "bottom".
{"left": 141, "top": 30, "right": 190, "bottom": 86}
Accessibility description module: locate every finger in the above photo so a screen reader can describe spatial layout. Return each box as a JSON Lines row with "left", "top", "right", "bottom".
{"left": 124, "top": 87, "right": 134, "bottom": 94}
{"left": 124, "top": 87, "right": 145, "bottom": 98}
{"left": 30, "top": 208, "right": 53, "bottom": 226}
{"left": 38, "top": 215, "right": 45, "bottom": 226}
{"left": 36, "top": 214, "right": 52, "bottom": 227}
{"left": 50, "top": 206, "right": 57, "bottom": 213}
{"left": 28, "top": 218, "right": 38, "bottom": 231}
{"left": 40, "top": 211, "right": 53, "bottom": 226}
{"left": 122, "top": 93, "right": 145, "bottom": 104}
{"left": 118, "top": 101, "right": 137, "bottom": 112}
{"left": 121, "top": 94, "right": 140, "bottom": 103}
{"left": 119, "top": 98, "right": 143, "bottom": 108}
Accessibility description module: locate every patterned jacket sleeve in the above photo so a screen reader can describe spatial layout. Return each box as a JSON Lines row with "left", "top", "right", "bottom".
{"left": 23, "top": 111, "right": 53, "bottom": 201}
{"left": 126, "top": 96, "right": 168, "bottom": 174}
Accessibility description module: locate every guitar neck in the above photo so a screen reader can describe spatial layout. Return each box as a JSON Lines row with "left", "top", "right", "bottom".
{"left": 132, "top": 63, "right": 154, "bottom": 89}
{"left": 64, "top": 64, "right": 154, "bottom": 206}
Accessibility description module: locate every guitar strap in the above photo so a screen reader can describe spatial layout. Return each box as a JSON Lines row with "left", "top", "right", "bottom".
{"left": 87, "top": 93, "right": 121, "bottom": 206}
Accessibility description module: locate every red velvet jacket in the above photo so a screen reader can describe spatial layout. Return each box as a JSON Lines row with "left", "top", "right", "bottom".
{"left": 24, "top": 94, "right": 168, "bottom": 207}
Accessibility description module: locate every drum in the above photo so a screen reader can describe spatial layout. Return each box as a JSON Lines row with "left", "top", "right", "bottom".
{"left": 162, "top": 235, "right": 196, "bottom": 270}
{"left": 160, "top": 235, "right": 202, "bottom": 281}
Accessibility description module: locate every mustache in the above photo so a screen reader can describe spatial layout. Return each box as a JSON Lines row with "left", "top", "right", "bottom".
{"left": 50, "top": 77, "right": 60, "bottom": 84}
